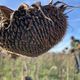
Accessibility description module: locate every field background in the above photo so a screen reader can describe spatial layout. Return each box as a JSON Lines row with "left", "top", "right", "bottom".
{"left": 0, "top": 48, "right": 80, "bottom": 80}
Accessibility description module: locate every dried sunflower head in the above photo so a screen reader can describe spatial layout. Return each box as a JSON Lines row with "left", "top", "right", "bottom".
{"left": 0, "top": 2, "right": 67, "bottom": 57}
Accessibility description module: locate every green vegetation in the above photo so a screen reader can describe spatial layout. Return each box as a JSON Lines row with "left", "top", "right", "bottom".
{"left": 0, "top": 50, "right": 80, "bottom": 80}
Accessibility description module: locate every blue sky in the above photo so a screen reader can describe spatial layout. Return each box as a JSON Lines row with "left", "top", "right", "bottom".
{"left": 0, "top": 0, "right": 80, "bottom": 52}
